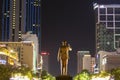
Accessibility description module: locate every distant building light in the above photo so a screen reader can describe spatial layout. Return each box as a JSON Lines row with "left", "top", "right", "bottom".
{"left": 96, "top": 54, "right": 99, "bottom": 59}
{"left": 93, "top": 4, "right": 105, "bottom": 9}
{"left": 22, "top": 41, "right": 33, "bottom": 43}
{"left": 84, "top": 55, "right": 91, "bottom": 57}
{"left": 100, "top": 5, "right": 105, "bottom": 8}
{"left": 0, "top": 60, "right": 6, "bottom": 64}
{"left": 94, "top": 5, "right": 98, "bottom": 9}
{"left": 93, "top": 3, "right": 98, "bottom": 10}
{"left": 0, "top": 44, "right": 6, "bottom": 47}
{"left": 41, "top": 52, "right": 49, "bottom": 55}
{"left": 102, "top": 58, "right": 107, "bottom": 65}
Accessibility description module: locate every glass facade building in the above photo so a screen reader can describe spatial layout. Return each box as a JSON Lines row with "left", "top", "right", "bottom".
{"left": 94, "top": 3, "right": 120, "bottom": 53}
{"left": 1, "top": 0, "right": 41, "bottom": 50}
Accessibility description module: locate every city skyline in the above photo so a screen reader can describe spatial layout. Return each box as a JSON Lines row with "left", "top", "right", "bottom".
{"left": 41, "top": 0, "right": 120, "bottom": 76}
{"left": 0, "top": 0, "right": 120, "bottom": 77}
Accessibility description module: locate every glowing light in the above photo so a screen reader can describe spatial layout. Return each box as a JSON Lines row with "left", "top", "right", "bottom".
{"left": 100, "top": 5, "right": 105, "bottom": 8}
{"left": 91, "top": 76, "right": 110, "bottom": 80}
{"left": 10, "top": 74, "right": 30, "bottom": 80}
{"left": 10, "top": 50, "right": 13, "bottom": 53}
{"left": 0, "top": 60, "right": 6, "bottom": 64}
{"left": 41, "top": 52, "right": 49, "bottom": 55}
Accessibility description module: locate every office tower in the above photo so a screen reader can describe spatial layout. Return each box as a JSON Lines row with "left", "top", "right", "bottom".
{"left": 22, "top": 31, "right": 39, "bottom": 67}
{"left": 83, "top": 55, "right": 92, "bottom": 72}
{"left": 94, "top": 3, "right": 120, "bottom": 53}
{"left": 26, "top": 0, "right": 41, "bottom": 51}
{"left": 2, "top": 0, "right": 26, "bottom": 41}
{"left": 77, "top": 51, "right": 94, "bottom": 73}
{"left": 1, "top": 0, "right": 41, "bottom": 51}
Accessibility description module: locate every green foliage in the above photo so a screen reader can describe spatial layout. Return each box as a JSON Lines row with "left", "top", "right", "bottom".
{"left": 110, "top": 67, "right": 120, "bottom": 80}
{"left": 0, "top": 64, "right": 12, "bottom": 80}
{"left": 99, "top": 71, "right": 110, "bottom": 77}
{"left": 41, "top": 70, "right": 55, "bottom": 80}
{"left": 0, "top": 64, "right": 33, "bottom": 80}
{"left": 73, "top": 69, "right": 90, "bottom": 80}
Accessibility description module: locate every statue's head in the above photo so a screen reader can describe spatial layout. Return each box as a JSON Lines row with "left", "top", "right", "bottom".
{"left": 62, "top": 41, "right": 67, "bottom": 46}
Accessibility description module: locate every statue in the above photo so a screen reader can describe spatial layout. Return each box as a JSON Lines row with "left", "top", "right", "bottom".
{"left": 57, "top": 41, "right": 72, "bottom": 75}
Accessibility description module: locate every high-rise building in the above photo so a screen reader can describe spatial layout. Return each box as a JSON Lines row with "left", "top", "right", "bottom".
{"left": 94, "top": 3, "right": 120, "bottom": 53}
{"left": 77, "top": 51, "right": 95, "bottom": 73}
{"left": 1, "top": 0, "right": 26, "bottom": 41}
{"left": 25, "top": 0, "right": 41, "bottom": 51}
{"left": 1, "top": 0, "right": 41, "bottom": 51}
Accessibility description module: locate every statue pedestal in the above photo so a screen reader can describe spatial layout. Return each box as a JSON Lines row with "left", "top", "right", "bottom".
{"left": 56, "top": 75, "right": 72, "bottom": 80}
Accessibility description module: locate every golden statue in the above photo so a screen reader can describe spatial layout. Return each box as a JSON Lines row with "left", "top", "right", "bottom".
{"left": 57, "top": 41, "right": 72, "bottom": 75}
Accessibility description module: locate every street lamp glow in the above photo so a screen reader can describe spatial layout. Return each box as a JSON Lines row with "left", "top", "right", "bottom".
{"left": 10, "top": 50, "right": 13, "bottom": 53}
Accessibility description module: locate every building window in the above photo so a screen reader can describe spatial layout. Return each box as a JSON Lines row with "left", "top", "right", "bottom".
{"left": 115, "top": 8, "right": 120, "bottom": 14}
{"left": 115, "top": 22, "right": 120, "bottom": 28}
{"left": 115, "top": 22, "right": 120, "bottom": 27}
{"left": 107, "top": 15, "right": 113, "bottom": 21}
{"left": 115, "top": 15, "right": 120, "bottom": 21}
{"left": 100, "top": 15, "right": 106, "bottom": 21}
{"left": 107, "top": 8, "right": 113, "bottom": 14}
{"left": 100, "top": 22, "right": 106, "bottom": 26}
{"left": 115, "top": 29, "right": 120, "bottom": 34}
{"left": 100, "top": 8, "right": 106, "bottom": 14}
{"left": 107, "top": 22, "right": 113, "bottom": 27}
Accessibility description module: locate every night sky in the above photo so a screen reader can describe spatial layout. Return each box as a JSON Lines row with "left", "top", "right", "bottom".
{"left": 41, "top": 0, "right": 120, "bottom": 76}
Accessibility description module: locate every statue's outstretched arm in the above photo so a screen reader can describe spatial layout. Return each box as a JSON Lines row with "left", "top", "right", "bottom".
{"left": 68, "top": 44, "right": 72, "bottom": 51}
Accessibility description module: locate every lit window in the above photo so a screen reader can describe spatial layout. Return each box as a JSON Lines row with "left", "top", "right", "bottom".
{"left": 33, "top": 24, "right": 35, "bottom": 26}
{"left": 19, "top": 34, "right": 21, "bottom": 35}
{"left": 4, "top": 13, "right": 7, "bottom": 15}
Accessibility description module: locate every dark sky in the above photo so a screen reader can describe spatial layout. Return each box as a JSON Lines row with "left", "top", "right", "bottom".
{"left": 41, "top": 0, "right": 120, "bottom": 76}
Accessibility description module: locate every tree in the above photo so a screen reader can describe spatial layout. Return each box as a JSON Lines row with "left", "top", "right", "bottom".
{"left": 110, "top": 67, "right": 120, "bottom": 80}
{"left": 41, "top": 70, "right": 55, "bottom": 80}
{"left": 0, "top": 64, "right": 12, "bottom": 80}
{"left": 73, "top": 69, "right": 90, "bottom": 80}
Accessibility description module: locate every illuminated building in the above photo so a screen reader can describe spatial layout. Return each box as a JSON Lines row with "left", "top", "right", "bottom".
{"left": 22, "top": 31, "right": 39, "bottom": 66}
{"left": 1, "top": 0, "right": 41, "bottom": 51}
{"left": 97, "top": 51, "right": 113, "bottom": 72}
{"left": 91, "top": 57, "right": 96, "bottom": 73}
{"left": 77, "top": 51, "right": 95, "bottom": 73}
{"left": 26, "top": 0, "right": 41, "bottom": 52}
{"left": 41, "top": 51, "right": 49, "bottom": 72}
{"left": 1, "top": 0, "right": 26, "bottom": 41}
{"left": 0, "top": 45, "right": 18, "bottom": 65}
{"left": 102, "top": 54, "right": 120, "bottom": 71}
{"left": 97, "top": 50, "right": 120, "bottom": 71}
{"left": 83, "top": 55, "right": 92, "bottom": 72}
{"left": 94, "top": 3, "right": 120, "bottom": 53}
{"left": 0, "top": 41, "right": 38, "bottom": 72}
